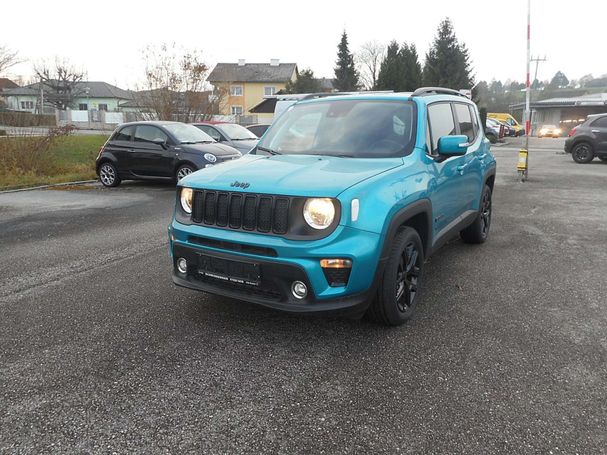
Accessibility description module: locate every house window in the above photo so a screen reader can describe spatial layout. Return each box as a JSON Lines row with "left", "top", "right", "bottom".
{"left": 264, "top": 86, "right": 276, "bottom": 96}
{"left": 79, "top": 103, "right": 88, "bottom": 111}
{"left": 231, "top": 106, "right": 243, "bottom": 116}
{"left": 98, "top": 103, "right": 108, "bottom": 111}
{"left": 230, "top": 85, "right": 243, "bottom": 96}
{"left": 20, "top": 101, "right": 34, "bottom": 110}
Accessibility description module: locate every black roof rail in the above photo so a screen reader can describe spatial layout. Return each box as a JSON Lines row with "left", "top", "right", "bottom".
{"left": 411, "top": 87, "right": 468, "bottom": 98}
{"left": 298, "top": 90, "right": 394, "bottom": 101}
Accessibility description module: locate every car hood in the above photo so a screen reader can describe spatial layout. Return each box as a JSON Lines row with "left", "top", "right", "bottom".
{"left": 229, "top": 139, "right": 258, "bottom": 154}
{"left": 180, "top": 154, "right": 403, "bottom": 197}
{"left": 180, "top": 142, "right": 241, "bottom": 157}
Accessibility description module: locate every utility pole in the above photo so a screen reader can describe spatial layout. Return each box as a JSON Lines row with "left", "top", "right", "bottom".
{"left": 518, "top": 0, "right": 532, "bottom": 181}
{"left": 531, "top": 55, "right": 547, "bottom": 86}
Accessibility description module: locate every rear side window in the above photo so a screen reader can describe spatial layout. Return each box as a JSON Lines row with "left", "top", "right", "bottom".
{"left": 469, "top": 105, "right": 479, "bottom": 137}
{"left": 134, "top": 125, "right": 168, "bottom": 143}
{"left": 113, "top": 126, "right": 134, "bottom": 142}
{"left": 197, "top": 125, "right": 222, "bottom": 141}
{"left": 454, "top": 103, "right": 474, "bottom": 142}
{"left": 428, "top": 103, "right": 456, "bottom": 153}
{"left": 591, "top": 116, "right": 607, "bottom": 128}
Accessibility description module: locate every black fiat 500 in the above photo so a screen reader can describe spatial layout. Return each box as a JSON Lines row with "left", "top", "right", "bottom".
{"left": 96, "top": 121, "right": 241, "bottom": 187}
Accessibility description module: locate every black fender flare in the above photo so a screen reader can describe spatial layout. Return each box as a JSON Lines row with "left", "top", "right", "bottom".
{"left": 483, "top": 167, "right": 497, "bottom": 188}
{"left": 380, "top": 199, "right": 433, "bottom": 262}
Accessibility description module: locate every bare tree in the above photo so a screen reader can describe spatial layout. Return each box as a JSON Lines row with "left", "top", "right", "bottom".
{"left": 34, "top": 58, "right": 86, "bottom": 110}
{"left": 356, "top": 41, "right": 386, "bottom": 90}
{"left": 136, "top": 43, "right": 221, "bottom": 122}
{"left": 0, "top": 45, "right": 20, "bottom": 76}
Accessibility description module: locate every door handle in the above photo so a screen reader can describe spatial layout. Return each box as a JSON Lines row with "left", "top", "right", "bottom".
{"left": 477, "top": 153, "right": 487, "bottom": 160}
{"left": 592, "top": 130, "right": 600, "bottom": 133}
{"left": 456, "top": 164, "right": 467, "bottom": 174}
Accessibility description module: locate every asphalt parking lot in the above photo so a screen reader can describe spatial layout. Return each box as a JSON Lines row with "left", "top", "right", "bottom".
{"left": 1, "top": 142, "right": 606, "bottom": 453}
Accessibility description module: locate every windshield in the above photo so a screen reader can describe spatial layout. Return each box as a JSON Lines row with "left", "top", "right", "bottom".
{"left": 258, "top": 99, "right": 416, "bottom": 158}
{"left": 219, "top": 123, "right": 258, "bottom": 140}
{"left": 163, "top": 123, "right": 215, "bottom": 143}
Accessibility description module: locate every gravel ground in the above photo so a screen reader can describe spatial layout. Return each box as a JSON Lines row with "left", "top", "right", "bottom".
{"left": 0, "top": 147, "right": 605, "bottom": 454}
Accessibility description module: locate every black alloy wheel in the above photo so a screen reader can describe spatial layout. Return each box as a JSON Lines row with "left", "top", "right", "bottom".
{"left": 395, "top": 242, "right": 421, "bottom": 313}
{"left": 572, "top": 143, "right": 594, "bottom": 163}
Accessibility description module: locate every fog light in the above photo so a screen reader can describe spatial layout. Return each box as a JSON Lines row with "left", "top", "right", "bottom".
{"left": 176, "top": 257, "right": 187, "bottom": 274}
{"left": 291, "top": 281, "right": 308, "bottom": 299}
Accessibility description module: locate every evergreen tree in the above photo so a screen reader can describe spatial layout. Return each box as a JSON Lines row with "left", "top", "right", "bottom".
{"left": 549, "top": 71, "right": 569, "bottom": 88}
{"left": 376, "top": 41, "right": 402, "bottom": 91}
{"left": 400, "top": 43, "right": 422, "bottom": 91}
{"left": 376, "top": 41, "right": 422, "bottom": 92}
{"left": 422, "top": 18, "right": 473, "bottom": 89}
{"left": 285, "top": 68, "right": 321, "bottom": 94}
{"left": 333, "top": 31, "right": 359, "bottom": 91}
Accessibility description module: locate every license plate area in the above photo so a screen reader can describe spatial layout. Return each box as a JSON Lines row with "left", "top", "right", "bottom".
{"left": 197, "top": 254, "right": 261, "bottom": 287}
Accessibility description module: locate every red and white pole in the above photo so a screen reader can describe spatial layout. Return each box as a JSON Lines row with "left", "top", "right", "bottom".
{"left": 525, "top": 0, "right": 531, "bottom": 148}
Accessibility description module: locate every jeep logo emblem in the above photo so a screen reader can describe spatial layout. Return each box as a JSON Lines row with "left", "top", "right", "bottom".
{"left": 230, "top": 181, "right": 250, "bottom": 189}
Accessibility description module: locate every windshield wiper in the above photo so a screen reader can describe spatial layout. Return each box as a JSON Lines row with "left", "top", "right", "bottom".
{"left": 257, "top": 146, "right": 281, "bottom": 155}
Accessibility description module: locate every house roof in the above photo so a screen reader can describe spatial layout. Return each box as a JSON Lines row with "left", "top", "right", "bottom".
{"left": 208, "top": 63, "right": 297, "bottom": 83}
{"left": 317, "top": 77, "right": 336, "bottom": 92}
{"left": 2, "top": 81, "right": 132, "bottom": 99}
{"left": 0, "top": 78, "right": 19, "bottom": 91}
{"left": 511, "top": 92, "right": 607, "bottom": 110}
{"left": 119, "top": 89, "right": 211, "bottom": 109}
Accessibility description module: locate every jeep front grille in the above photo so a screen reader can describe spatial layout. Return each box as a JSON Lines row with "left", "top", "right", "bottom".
{"left": 191, "top": 190, "right": 290, "bottom": 235}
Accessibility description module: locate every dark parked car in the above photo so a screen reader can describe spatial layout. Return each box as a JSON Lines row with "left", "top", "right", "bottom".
{"left": 96, "top": 121, "right": 241, "bottom": 187}
{"left": 565, "top": 114, "right": 607, "bottom": 163}
{"left": 246, "top": 124, "right": 271, "bottom": 138}
{"left": 193, "top": 122, "right": 259, "bottom": 154}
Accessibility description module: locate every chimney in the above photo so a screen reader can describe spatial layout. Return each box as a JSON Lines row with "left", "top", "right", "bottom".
{"left": 238, "top": 59, "right": 245, "bottom": 66}
{"left": 270, "top": 59, "right": 280, "bottom": 67}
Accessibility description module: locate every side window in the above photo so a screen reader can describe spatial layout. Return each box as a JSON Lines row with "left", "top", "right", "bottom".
{"left": 198, "top": 125, "right": 222, "bottom": 141}
{"left": 113, "top": 125, "right": 134, "bottom": 142}
{"left": 134, "top": 125, "right": 168, "bottom": 144}
{"left": 591, "top": 116, "right": 607, "bottom": 128}
{"left": 454, "top": 103, "right": 475, "bottom": 142}
{"left": 428, "top": 103, "right": 456, "bottom": 153}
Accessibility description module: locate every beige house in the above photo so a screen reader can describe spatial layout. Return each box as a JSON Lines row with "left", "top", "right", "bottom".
{"left": 207, "top": 60, "right": 297, "bottom": 122}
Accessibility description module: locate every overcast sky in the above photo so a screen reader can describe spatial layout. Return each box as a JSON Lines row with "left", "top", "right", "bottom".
{"left": 2, "top": 0, "right": 605, "bottom": 89}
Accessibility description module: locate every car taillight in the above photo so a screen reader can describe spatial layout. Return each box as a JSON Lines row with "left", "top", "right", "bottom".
{"left": 568, "top": 127, "right": 577, "bottom": 137}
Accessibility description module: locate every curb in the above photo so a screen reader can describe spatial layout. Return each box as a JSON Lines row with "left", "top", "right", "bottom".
{"left": 0, "top": 180, "right": 98, "bottom": 194}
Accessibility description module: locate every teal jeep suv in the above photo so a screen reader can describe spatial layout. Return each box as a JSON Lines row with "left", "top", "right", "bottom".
{"left": 169, "top": 88, "right": 496, "bottom": 325}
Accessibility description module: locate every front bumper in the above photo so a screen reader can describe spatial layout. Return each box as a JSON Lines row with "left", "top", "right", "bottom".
{"left": 169, "top": 221, "right": 385, "bottom": 314}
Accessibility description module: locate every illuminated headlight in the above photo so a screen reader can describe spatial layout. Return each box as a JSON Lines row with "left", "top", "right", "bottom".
{"left": 540, "top": 129, "right": 548, "bottom": 134}
{"left": 180, "top": 187, "right": 193, "bottom": 214}
{"left": 554, "top": 129, "right": 562, "bottom": 135}
{"left": 204, "top": 153, "right": 217, "bottom": 163}
{"left": 303, "top": 198, "right": 335, "bottom": 229}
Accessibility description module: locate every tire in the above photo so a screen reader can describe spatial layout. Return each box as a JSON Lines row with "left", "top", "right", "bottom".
{"left": 571, "top": 143, "right": 594, "bottom": 164}
{"left": 366, "top": 227, "right": 424, "bottom": 326}
{"left": 460, "top": 184, "right": 492, "bottom": 244}
{"left": 98, "top": 162, "right": 121, "bottom": 187}
{"left": 176, "top": 164, "right": 196, "bottom": 182}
